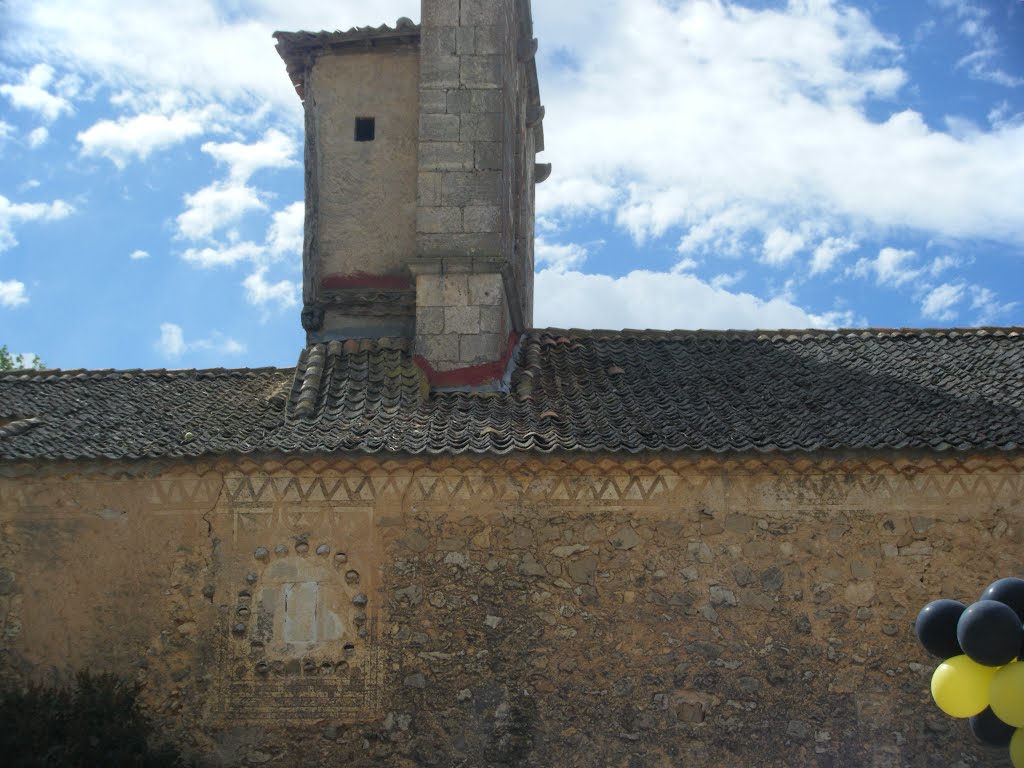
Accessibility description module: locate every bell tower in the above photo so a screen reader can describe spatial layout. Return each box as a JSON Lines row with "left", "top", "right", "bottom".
{"left": 275, "top": 0, "right": 548, "bottom": 390}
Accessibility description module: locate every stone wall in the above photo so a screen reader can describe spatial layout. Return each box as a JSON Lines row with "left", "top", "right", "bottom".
{"left": 1, "top": 452, "right": 1022, "bottom": 766}
{"left": 414, "top": 0, "right": 540, "bottom": 377}
{"left": 311, "top": 48, "right": 420, "bottom": 284}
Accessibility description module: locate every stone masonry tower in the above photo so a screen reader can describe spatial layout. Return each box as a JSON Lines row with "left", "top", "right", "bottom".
{"left": 275, "top": 0, "right": 548, "bottom": 390}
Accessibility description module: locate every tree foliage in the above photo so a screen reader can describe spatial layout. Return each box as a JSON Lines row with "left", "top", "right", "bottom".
{"left": 0, "top": 672, "right": 192, "bottom": 768}
{"left": 0, "top": 345, "right": 44, "bottom": 371}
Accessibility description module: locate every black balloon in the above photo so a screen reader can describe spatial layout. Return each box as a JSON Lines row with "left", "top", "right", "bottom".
{"left": 970, "top": 707, "right": 1015, "bottom": 748}
{"left": 957, "top": 600, "right": 1023, "bottom": 667}
{"left": 982, "top": 578, "right": 1024, "bottom": 622}
{"left": 915, "top": 599, "right": 966, "bottom": 658}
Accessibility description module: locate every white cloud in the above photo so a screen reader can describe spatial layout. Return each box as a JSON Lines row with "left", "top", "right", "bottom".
{"left": 928, "top": 254, "right": 960, "bottom": 276}
{"left": 535, "top": 238, "right": 589, "bottom": 273}
{"left": 0, "top": 195, "right": 74, "bottom": 251}
{"left": 969, "top": 286, "right": 1018, "bottom": 325}
{"left": 761, "top": 227, "right": 806, "bottom": 266}
{"left": 157, "top": 322, "right": 186, "bottom": 357}
{"left": 920, "top": 282, "right": 966, "bottom": 321}
{"left": 266, "top": 202, "right": 304, "bottom": 258}
{"left": 710, "top": 271, "right": 745, "bottom": 289}
{"left": 0, "top": 64, "right": 73, "bottom": 121}
{"left": 0, "top": 121, "right": 13, "bottom": 145}
{"left": 535, "top": 0, "right": 1024, "bottom": 253}
{"left": 182, "top": 240, "right": 265, "bottom": 268}
{"left": 27, "top": 126, "right": 49, "bottom": 148}
{"left": 202, "top": 129, "right": 297, "bottom": 183}
{"left": 852, "top": 247, "right": 921, "bottom": 288}
{"left": 129, "top": 249, "right": 149, "bottom": 260}
{"left": 156, "top": 321, "right": 246, "bottom": 360}
{"left": 243, "top": 268, "right": 298, "bottom": 310}
{"left": 77, "top": 109, "right": 206, "bottom": 168}
{"left": 177, "top": 182, "right": 265, "bottom": 241}
{"left": 810, "top": 236, "right": 858, "bottom": 275}
{"left": 2, "top": 0, "right": 419, "bottom": 116}
{"left": 535, "top": 268, "right": 840, "bottom": 331}
{"left": 0, "top": 279, "right": 29, "bottom": 308}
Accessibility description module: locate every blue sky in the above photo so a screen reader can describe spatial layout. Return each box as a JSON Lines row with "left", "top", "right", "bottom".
{"left": 0, "top": 0, "right": 1021, "bottom": 370}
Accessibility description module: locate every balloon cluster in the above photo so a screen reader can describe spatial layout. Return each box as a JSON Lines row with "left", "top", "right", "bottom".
{"left": 916, "top": 578, "right": 1024, "bottom": 765}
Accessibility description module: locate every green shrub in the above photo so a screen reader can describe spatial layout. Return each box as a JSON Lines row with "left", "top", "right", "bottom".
{"left": 0, "top": 672, "right": 192, "bottom": 767}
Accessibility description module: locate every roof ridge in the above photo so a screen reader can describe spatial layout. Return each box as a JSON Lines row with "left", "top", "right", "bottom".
{"left": 530, "top": 327, "right": 1024, "bottom": 340}
{"left": 0, "top": 366, "right": 295, "bottom": 380}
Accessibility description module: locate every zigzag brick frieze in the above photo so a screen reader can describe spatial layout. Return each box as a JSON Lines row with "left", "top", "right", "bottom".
{"left": 1, "top": 453, "right": 1022, "bottom": 518}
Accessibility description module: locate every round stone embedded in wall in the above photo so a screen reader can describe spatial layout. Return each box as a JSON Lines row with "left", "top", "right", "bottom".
{"left": 295, "top": 541, "right": 309, "bottom": 555}
{"left": 274, "top": 544, "right": 288, "bottom": 556}
{"left": 255, "top": 661, "right": 269, "bottom": 675}
{"left": 303, "top": 658, "right": 316, "bottom": 674}
{"left": 245, "top": 572, "right": 258, "bottom": 585}
{"left": 352, "top": 592, "right": 368, "bottom": 606}
{"left": 345, "top": 570, "right": 360, "bottom": 585}
{"left": 316, "top": 544, "right": 330, "bottom": 556}
{"left": 335, "top": 552, "right": 348, "bottom": 565}
{"left": 343, "top": 643, "right": 355, "bottom": 655}
{"left": 354, "top": 610, "right": 366, "bottom": 625}
{"left": 232, "top": 622, "right": 246, "bottom": 635}
{"left": 237, "top": 606, "right": 250, "bottom": 618}
{"left": 201, "top": 584, "right": 215, "bottom": 600}
{"left": 254, "top": 547, "right": 269, "bottom": 561}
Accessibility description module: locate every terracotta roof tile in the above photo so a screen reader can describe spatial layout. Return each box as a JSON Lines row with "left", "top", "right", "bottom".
{"left": 0, "top": 328, "right": 1022, "bottom": 460}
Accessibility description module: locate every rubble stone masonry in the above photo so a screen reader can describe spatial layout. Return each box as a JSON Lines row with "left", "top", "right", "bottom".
{"left": 1, "top": 452, "right": 1022, "bottom": 766}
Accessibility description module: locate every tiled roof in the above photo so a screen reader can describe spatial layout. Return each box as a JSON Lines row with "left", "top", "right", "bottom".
{"left": 1, "top": 328, "right": 1022, "bottom": 460}
{"left": 274, "top": 19, "right": 420, "bottom": 100}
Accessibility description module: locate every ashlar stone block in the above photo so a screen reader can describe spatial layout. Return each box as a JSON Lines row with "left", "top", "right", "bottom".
{"left": 422, "top": 0, "right": 460, "bottom": 27}
{"left": 473, "top": 25, "right": 506, "bottom": 55}
{"left": 420, "top": 26, "right": 457, "bottom": 57}
{"left": 418, "top": 232, "right": 502, "bottom": 258}
{"left": 421, "top": 53, "right": 460, "bottom": 89}
{"left": 416, "top": 332, "right": 459, "bottom": 364}
{"left": 418, "top": 172, "right": 443, "bottom": 207}
{"left": 416, "top": 273, "right": 469, "bottom": 308}
{"left": 441, "top": 171, "right": 501, "bottom": 206}
{"left": 460, "top": 332, "right": 503, "bottom": 363}
{"left": 456, "top": 26, "right": 476, "bottom": 55}
{"left": 474, "top": 142, "right": 503, "bottom": 171}
{"left": 420, "top": 88, "right": 448, "bottom": 114}
{"left": 444, "top": 305, "right": 481, "bottom": 335}
{"left": 446, "top": 89, "right": 472, "bottom": 114}
{"left": 461, "top": 0, "right": 507, "bottom": 26}
{"left": 468, "top": 273, "right": 504, "bottom": 306}
{"left": 420, "top": 113, "right": 461, "bottom": 142}
{"left": 479, "top": 304, "right": 506, "bottom": 335}
{"left": 416, "top": 206, "right": 463, "bottom": 235}
{"left": 419, "top": 141, "right": 475, "bottom": 172}
{"left": 462, "top": 205, "right": 501, "bottom": 233}
{"left": 460, "top": 55, "right": 503, "bottom": 89}
{"left": 460, "top": 112, "right": 502, "bottom": 142}
{"left": 417, "top": 306, "right": 445, "bottom": 335}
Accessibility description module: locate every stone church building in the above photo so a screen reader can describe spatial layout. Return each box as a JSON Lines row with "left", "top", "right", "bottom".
{"left": 1, "top": 1, "right": 1022, "bottom": 765}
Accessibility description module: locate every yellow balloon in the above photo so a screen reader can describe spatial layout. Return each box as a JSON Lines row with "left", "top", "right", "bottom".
{"left": 930, "top": 655, "right": 996, "bottom": 718}
{"left": 1011, "top": 729, "right": 1024, "bottom": 768}
{"left": 992, "top": 662, "right": 1024, "bottom": 728}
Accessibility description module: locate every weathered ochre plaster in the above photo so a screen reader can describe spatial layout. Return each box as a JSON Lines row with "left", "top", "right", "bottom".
{"left": 1, "top": 453, "right": 1022, "bottom": 766}
{"left": 312, "top": 48, "right": 419, "bottom": 280}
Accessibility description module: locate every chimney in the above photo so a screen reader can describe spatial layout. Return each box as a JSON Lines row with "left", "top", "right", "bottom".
{"left": 275, "top": 0, "right": 548, "bottom": 391}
